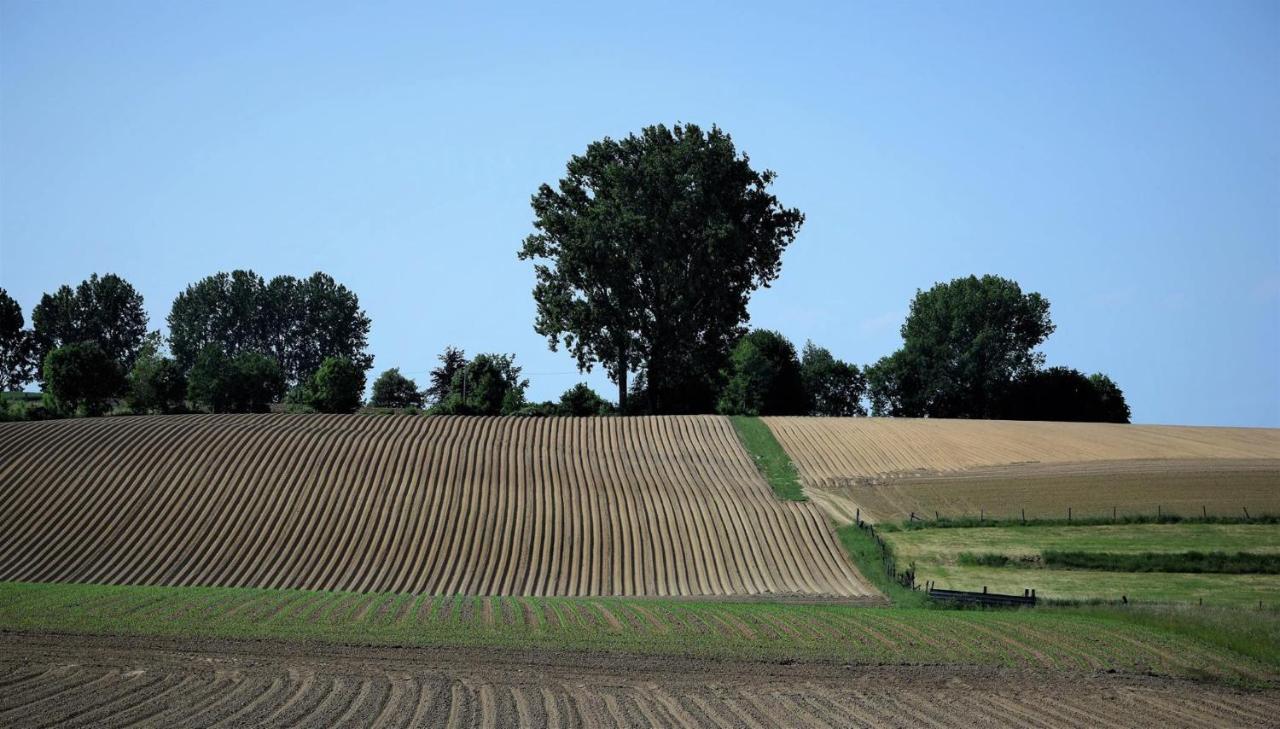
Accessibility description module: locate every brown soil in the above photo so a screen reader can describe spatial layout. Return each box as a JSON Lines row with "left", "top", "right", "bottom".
{"left": 0, "top": 415, "right": 875, "bottom": 598}
{"left": 0, "top": 631, "right": 1275, "bottom": 728}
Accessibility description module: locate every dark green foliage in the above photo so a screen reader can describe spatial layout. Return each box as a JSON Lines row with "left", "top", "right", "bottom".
{"left": 958, "top": 553, "right": 1020, "bottom": 568}
{"left": 42, "top": 342, "right": 125, "bottom": 416}
{"left": 31, "top": 274, "right": 148, "bottom": 382}
{"left": 800, "top": 341, "right": 867, "bottom": 416}
{"left": 167, "top": 270, "right": 372, "bottom": 383}
{"left": 1089, "top": 373, "right": 1132, "bottom": 424}
{"left": 126, "top": 336, "right": 187, "bottom": 414}
{"left": 187, "top": 346, "right": 285, "bottom": 413}
{"left": 370, "top": 368, "right": 424, "bottom": 408}
{"left": 717, "top": 330, "right": 807, "bottom": 416}
{"left": 728, "top": 416, "right": 806, "bottom": 501}
{"left": 1043, "top": 551, "right": 1280, "bottom": 574}
{"left": 425, "top": 346, "right": 467, "bottom": 405}
{"left": 960, "top": 550, "right": 1280, "bottom": 574}
{"left": 0, "top": 288, "right": 35, "bottom": 391}
{"left": 510, "top": 401, "right": 563, "bottom": 417}
{"left": 558, "top": 383, "right": 613, "bottom": 416}
{"left": 1000, "top": 367, "right": 1132, "bottom": 423}
{"left": 303, "top": 356, "right": 366, "bottom": 414}
{"left": 867, "top": 275, "right": 1053, "bottom": 418}
{"left": 433, "top": 353, "right": 528, "bottom": 415}
{"left": 519, "top": 122, "right": 804, "bottom": 414}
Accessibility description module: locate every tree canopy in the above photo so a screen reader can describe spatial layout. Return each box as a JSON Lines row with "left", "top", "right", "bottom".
{"left": 434, "top": 353, "right": 528, "bottom": 415}
{"left": 0, "top": 288, "right": 34, "bottom": 391}
{"left": 167, "top": 270, "right": 372, "bottom": 383}
{"left": 519, "top": 122, "right": 804, "bottom": 414}
{"left": 187, "top": 346, "right": 285, "bottom": 414}
{"left": 370, "top": 368, "right": 424, "bottom": 408}
{"left": 998, "top": 367, "right": 1132, "bottom": 423}
{"left": 558, "top": 382, "right": 613, "bottom": 416}
{"left": 43, "top": 342, "right": 125, "bottom": 416}
{"left": 426, "top": 346, "right": 467, "bottom": 405}
{"left": 31, "top": 273, "right": 148, "bottom": 383}
{"left": 716, "top": 330, "right": 807, "bottom": 416}
{"left": 126, "top": 334, "right": 187, "bottom": 414}
{"left": 866, "top": 275, "right": 1054, "bottom": 418}
{"left": 800, "top": 341, "right": 867, "bottom": 417}
{"left": 302, "top": 356, "right": 366, "bottom": 414}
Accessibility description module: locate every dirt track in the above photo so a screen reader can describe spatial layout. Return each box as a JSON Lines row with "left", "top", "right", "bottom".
{"left": 0, "top": 415, "right": 873, "bottom": 598}
{"left": 0, "top": 632, "right": 1274, "bottom": 728}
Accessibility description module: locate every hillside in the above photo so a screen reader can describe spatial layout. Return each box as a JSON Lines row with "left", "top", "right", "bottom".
{"left": 0, "top": 415, "right": 875, "bottom": 599}
{"left": 763, "top": 417, "right": 1280, "bottom": 523}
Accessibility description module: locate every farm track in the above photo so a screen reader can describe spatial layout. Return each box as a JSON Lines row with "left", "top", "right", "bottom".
{"left": 762, "top": 418, "right": 1280, "bottom": 523}
{"left": 1, "top": 632, "right": 1275, "bottom": 729}
{"left": 0, "top": 415, "right": 874, "bottom": 598}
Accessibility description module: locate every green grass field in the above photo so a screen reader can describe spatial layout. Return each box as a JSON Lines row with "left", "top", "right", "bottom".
{"left": 0, "top": 581, "right": 1274, "bottom": 684}
{"left": 884, "top": 523, "right": 1280, "bottom": 607}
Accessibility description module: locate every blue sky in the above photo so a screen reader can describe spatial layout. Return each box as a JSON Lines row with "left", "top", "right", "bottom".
{"left": 2, "top": 1, "right": 1277, "bottom": 426}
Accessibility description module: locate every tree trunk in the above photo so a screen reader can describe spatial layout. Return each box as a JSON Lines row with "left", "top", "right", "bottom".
{"left": 617, "top": 366, "right": 628, "bottom": 413}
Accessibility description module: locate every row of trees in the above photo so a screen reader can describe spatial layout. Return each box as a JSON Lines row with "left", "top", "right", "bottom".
{"left": 0, "top": 270, "right": 373, "bottom": 418}
{"left": 518, "top": 123, "right": 1130, "bottom": 423}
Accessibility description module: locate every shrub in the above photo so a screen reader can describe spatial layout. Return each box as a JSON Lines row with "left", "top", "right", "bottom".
{"left": 127, "top": 340, "right": 187, "bottom": 414}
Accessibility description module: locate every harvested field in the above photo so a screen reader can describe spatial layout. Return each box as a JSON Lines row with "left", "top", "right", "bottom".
{"left": 2, "top": 632, "right": 1276, "bottom": 729}
{"left": 0, "top": 415, "right": 874, "bottom": 598}
{"left": 761, "top": 418, "right": 1280, "bottom": 523}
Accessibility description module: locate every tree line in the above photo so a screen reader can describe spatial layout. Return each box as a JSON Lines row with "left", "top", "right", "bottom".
{"left": 0, "top": 121, "right": 1130, "bottom": 423}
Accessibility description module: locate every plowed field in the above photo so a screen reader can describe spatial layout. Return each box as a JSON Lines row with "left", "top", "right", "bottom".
{"left": 762, "top": 418, "right": 1280, "bottom": 523}
{"left": 2, "top": 633, "right": 1275, "bottom": 729}
{"left": 0, "top": 415, "right": 874, "bottom": 598}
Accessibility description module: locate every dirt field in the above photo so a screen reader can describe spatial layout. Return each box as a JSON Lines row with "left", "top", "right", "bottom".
{"left": 0, "top": 415, "right": 874, "bottom": 598}
{"left": 1, "top": 632, "right": 1275, "bottom": 728}
{"left": 762, "top": 418, "right": 1280, "bottom": 523}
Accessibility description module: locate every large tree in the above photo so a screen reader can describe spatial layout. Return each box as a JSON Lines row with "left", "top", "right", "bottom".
{"left": 519, "top": 122, "right": 804, "bottom": 413}
{"left": 716, "top": 329, "right": 807, "bottom": 416}
{"left": 167, "top": 270, "right": 372, "bottom": 383}
{"left": 800, "top": 341, "right": 867, "bottom": 417}
{"left": 866, "top": 275, "right": 1054, "bottom": 418}
{"left": 43, "top": 342, "right": 126, "bottom": 416}
{"left": 433, "top": 353, "right": 528, "bottom": 415}
{"left": 0, "top": 288, "right": 34, "bottom": 391}
{"left": 31, "top": 273, "right": 148, "bottom": 383}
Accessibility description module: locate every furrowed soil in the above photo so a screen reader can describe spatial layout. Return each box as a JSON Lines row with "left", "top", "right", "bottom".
{"left": 1, "top": 632, "right": 1276, "bottom": 729}
{"left": 761, "top": 418, "right": 1280, "bottom": 523}
{"left": 0, "top": 414, "right": 875, "bottom": 598}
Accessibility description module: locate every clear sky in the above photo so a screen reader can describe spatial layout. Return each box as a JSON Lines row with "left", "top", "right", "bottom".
{"left": 2, "top": 1, "right": 1277, "bottom": 426}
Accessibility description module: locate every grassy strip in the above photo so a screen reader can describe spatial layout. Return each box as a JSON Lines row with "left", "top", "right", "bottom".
{"left": 835, "top": 524, "right": 928, "bottom": 608}
{"left": 960, "top": 550, "right": 1280, "bottom": 573}
{"left": 884, "top": 514, "right": 1280, "bottom": 531}
{"left": 729, "top": 416, "right": 805, "bottom": 501}
{"left": 0, "top": 581, "right": 1273, "bottom": 684}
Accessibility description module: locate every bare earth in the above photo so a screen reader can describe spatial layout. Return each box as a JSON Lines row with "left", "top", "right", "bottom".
{"left": 0, "top": 415, "right": 874, "bottom": 598}
{"left": 1, "top": 632, "right": 1276, "bottom": 728}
